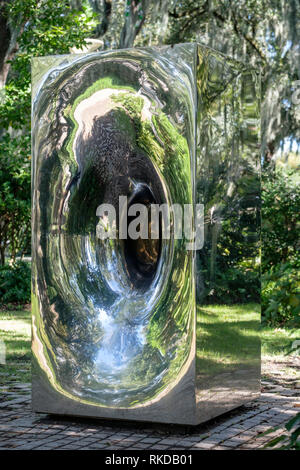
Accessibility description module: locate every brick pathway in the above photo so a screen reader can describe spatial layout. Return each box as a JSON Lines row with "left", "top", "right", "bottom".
{"left": 0, "top": 360, "right": 299, "bottom": 450}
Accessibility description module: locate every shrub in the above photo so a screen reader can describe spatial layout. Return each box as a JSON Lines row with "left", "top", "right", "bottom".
{"left": 261, "top": 169, "right": 300, "bottom": 326}
{"left": 262, "top": 169, "right": 300, "bottom": 271}
{"left": 262, "top": 262, "right": 300, "bottom": 327}
{"left": 0, "top": 261, "right": 31, "bottom": 304}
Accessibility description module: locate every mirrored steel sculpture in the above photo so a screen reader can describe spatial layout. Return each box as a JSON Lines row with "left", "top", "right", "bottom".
{"left": 32, "top": 43, "right": 261, "bottom": 425}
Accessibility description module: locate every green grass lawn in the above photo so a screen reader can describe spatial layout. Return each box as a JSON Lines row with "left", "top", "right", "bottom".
{"left": 197, "top": 304, "right": 260, "bottom": 372}
{"left": 0, "top": 306, "right": 299, "bottom": 385}
{"left": 0, "top": 308, "right": 31, "bottom": 384}
{"left": 197, "top": 304, "right": 300, "bottom": 376}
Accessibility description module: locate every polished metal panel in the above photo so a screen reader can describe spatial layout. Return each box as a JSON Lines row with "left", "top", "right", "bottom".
{"left": 32, "top": 43, "right": 260, "bottom": 425}
{"left": 195, "top": 47, "right": 261, "bottom": 422}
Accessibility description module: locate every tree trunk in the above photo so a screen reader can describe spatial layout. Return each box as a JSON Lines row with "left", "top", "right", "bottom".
{"left": 0, "top": 1, "right": 25, "bottom": 88}
{"left": 119, "top": 0, "right": 150, "bottom": 48}
{"left": 0, "top": 219, "right": 8, "bottom": 266}
{"left": 0, "top": 246, "right": 5, "bottom": 266}
{"left": 89, "top": 0, "right": 112, "bottom": 37}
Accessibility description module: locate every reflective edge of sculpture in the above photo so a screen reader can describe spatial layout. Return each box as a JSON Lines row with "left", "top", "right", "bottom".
{"left": 32, "top": 43, "right": 261, "bottom": 425}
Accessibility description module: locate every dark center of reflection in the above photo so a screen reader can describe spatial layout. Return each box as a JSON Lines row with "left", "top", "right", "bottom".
{"left": 123, "top": 185, "right": 161, "bottom": 289}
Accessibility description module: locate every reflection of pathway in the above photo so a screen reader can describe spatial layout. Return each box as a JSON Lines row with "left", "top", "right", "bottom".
{"left": 73, "top": 88, "right": 152, "bottom": 159}
{"left": 262, "top": 354, "right": 300, "bottom": 388}
{"left": 66, "top": 89, "right": 192, "bottom": 406}
{"left": 0, "top": 356, "right": 299, "bottom": 450}
{"left": 74, "top": 89, "right": 119, "bottom": 137}
{"left": 73, "top": 88, "right": 124, "bottom": 159}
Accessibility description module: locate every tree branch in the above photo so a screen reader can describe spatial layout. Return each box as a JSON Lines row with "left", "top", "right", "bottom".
{"left": 119, "top": 0, "right": 150, "bottom": 49}
{"left": 169, "top": 1, "right": 209, "bottom": 43}
{"left": 89, "top": 0, "right": 112, "bottom": 37}
{"left": 0, "top": 0, "right": 27, "bottom": 88}
{"left": 230, "top": 10, "right": 266, "bottom": 62}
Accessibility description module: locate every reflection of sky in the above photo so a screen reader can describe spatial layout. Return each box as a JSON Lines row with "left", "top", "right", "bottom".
{"left": 95, "top": 307, "right": 146, "bottom": 371}
{"left": 265, "top": 33, "right": 293, "bottom": 60}
{"left": 34, "top": 47, "right": 195, "bottom": 408}
{"left": 276, "top": 137, "right": 299, "bottom": 157}
{"left": 281, "top": 40, "right": 292, "bottom": 58}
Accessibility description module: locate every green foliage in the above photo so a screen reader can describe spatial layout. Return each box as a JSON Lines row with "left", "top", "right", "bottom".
{"left": 207, "top": 265, "right": 260, "bottom": 305}
{"left": 0, "top": 0, "right": 299, "bottom": 320}
{"left": 264, "top": 410, "right": 300, "bottom": 449}
{"left": 197, "top": 164, "right": 260, "bottom": 305}
{"left": 284, "top": 413, "right": 300, "bottom": 449}
{"left": 0, "top": 0, "right": 95, "bottom": 277}
{"left": 262, "top": 263, "right": 300, "bottom": 327}
{"left": 0, "top": 134, "right": 31, "bottom": 264}
{"left": 262, "top": 169, "right": 300, "bottom": 326}
{"left": 0, "top": 261, "right": 31, "bottom": 304}
{"left": 111, "top": 92, "right": 144, "bottom": 134}
{"left": 262, "top": 169, "right": 300, "bottom": 269}
{"left": 0, "top": 1, "right": 95, "bottom": 131}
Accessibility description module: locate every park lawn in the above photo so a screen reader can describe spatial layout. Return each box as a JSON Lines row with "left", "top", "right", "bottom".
{"left": 0, "top": 306, "right": 299, "bottom": 384}
{"left": 0, "top": 308, "right": 31, "bottom": 384}
{"left": 197, "top": 304, "right": 300, "bottom": 376}
{"left": 197, "top": 303, "right": 260, "bottom": 371}
{"left": 198, "top": 304, "right": 300, "bottom": 356}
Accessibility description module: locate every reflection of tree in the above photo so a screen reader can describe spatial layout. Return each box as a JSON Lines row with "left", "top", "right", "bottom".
{"left": 35, "top": 65, "right": 195, "bottom": 406}
{"left": 111, "top": 90, "right": 195, "bottom": 393}
{"left": 196, "top": 51, "right": 260, "bottom": 304}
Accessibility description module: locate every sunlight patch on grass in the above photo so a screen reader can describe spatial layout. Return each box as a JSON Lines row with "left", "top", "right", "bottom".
{"left": 261, "top": 327, "right": 300, "bottom": 357}
{"left": 0, "top": 310, "right": 31, "bottom": 362}
{"left": 197, "top": 303, "right": 260, "bottom": 374}
{"left": 0, "top": 306, "right": 299, "bottom": 386}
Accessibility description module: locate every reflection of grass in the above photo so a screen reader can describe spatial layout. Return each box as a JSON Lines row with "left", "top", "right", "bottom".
{"left": 197, "top": 303, "right": 300, "bottom": 376}
{"left": 197, "top": 303, "right": 260, "bottom": 375}
{"left": 1, "top": 306, "right": 299, "bottom": 387}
